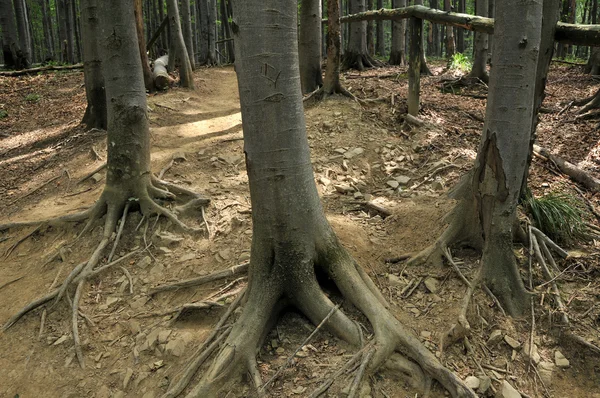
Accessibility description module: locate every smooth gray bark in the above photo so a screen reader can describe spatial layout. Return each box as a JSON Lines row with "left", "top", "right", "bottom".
{"left": 299, "top": 0, "right": 323, "bottom": 93}
{"left": 0, "top": 0, "right": 28, "bottom": 69}
{"left": 207, "top": 0, "right": 218, "bottom": 65}
{"left": 468, "top": 0, "right": 489, "bottom": 82}
{"left": 12, "top": 0, "right": 31, "bottom": 64}
{"left": 166, "top": 0, "right": 194, "bottom": 88}
{"left": 376, "top": 0, "right": 385, "bottom": 56}
{"left": 389, "top": 0, "right": 406, "bottom": 65}
{"left": 181, "top": 0, "right": 195, "bottom": 69}
{"left": 343, "top": 0, "right": 373, "bottom": 70}
{"left": 197, "top": 0, "right": 209, "bottom": 64}
{"left": 80, "top": 0, "right": 106, "bottom": 129}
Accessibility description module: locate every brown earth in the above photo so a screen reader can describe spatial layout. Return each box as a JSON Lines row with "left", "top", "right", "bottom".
{"left": 0, "top": 63, "right": 598, "bottom": 398}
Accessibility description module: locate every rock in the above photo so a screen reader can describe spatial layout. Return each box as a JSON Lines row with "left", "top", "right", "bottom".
{"left": 319, "top": 177, "right": 331, "bottom": 186}
{"left": 387, "top": 274, "right": 403, "bottom": 287}
{"left": 127, "top": 320, "right": 141, "bottom": 334}
{"left": 386, "top": 180, "right": 399, "bottom": 189}
{"left": 91, "top": 173, "right": 103, "bottom": 183}
{"left": 238, "top": 252, "right": 251, "bottom": 262}
{"left": 334, "top": 184, "right": 355, "bottom": 194}
{"left": 97, "top": 385, "right": 111, "bottom": 398}
{"left": 431, "top": 180, "right": 444, "bottom": 191}
{"left": 158, "top": 329, "right": 171, "bottom": 344}
{"left": 504, "top": 335, "right": 521, "bottom": 349}
{"left": 424, "top": 277, "right": 439, "bottom": 293}
{"left": 295, "top": 351, "right": 308, "bottom": 358}
{"left": 420, "top": 331, "right": 431, "bottom": 339}
{"left": 137, "top": 256, "right": 152, "bottom": 268}
{"left": 495, "top": 380, "right": 521, "bottom": 398}
{"left": 353, "top": 191, "right": 364, "bottom": 199}
{"left": 123, "top": 367, "right": 134, "bottom": 389}
{"left": 478, "top": 376, "right": 491, "bottom": 394}
{"left": 141, "top": 392, "right": 156, "bottom": 398}
{"left": 145, "top": 328, "right": 162, "bottom": 349}
{"left": 156, "top": 231, "right": 183, "bottom": 245}
{"left": 157, "top": 246, "right": 172, "bottom": 254}
{"left": 464, "top": 376, "right": 480, "bottom": 390}
{"left": 395, "top": 175, "right": 411, "bottom": 185}
{"left": 106, "top": 296, "right": 121, "bottom": 307}
{"left": 165, "top": 338, "right": 186, "bottom": 357}
{"left": 342, "top": 160, "right": 349, "bottom": 171}
{"left": 218, "top": 249, "right": 232, "bottom": 261}
{"left": 523, "top": 341, "right": 541, "bottom": 365}
{"left": 554, "top": 350, "right": 570, "bottom": 368}
{"left": 173, "top": 152, "right": 187, "bottom": 162}
{"left": 149, "top": 263, "right": 165, "bottom": 276}
{"left": 487, "top": 330, "right": 503, "bottom": 346}
{"left": 52, "top": 335, "right": 69, "bottom": 346}
{"left": 538, "top": 361, "right": 555, "bottom": 386}
{"left": 113, "top": 391, "right": 125, "bottom": 398}
{"left": 333, "top": 148, "right": 346, "bottom": 155}
{"left": 344, "top": 147, "right": 364, "bottom": 159}
{"left": 177, "top": 253, "right": 196, "bottom": 263}
{"left": 359, "top": 383, "right": 371, "bottom": 397}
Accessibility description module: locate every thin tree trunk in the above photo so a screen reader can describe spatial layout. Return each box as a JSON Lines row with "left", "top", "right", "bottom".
{"left": 323, "top": 0, "right": 344, "bottom": 94}
{"left": 205, "top": 0, "right": 217, "bottom": 65}
{"left": 366, "top": 0, "right": 375, "bottom": 55}
{"left": 181, "top": 0, "right": 195, "bottom": 69}
{"left": 80, "top": 0, "right": 106, "bottom": 129}
{"left": 468, "top": 0, "right": 489, "bottom": 83}
{"left": 73, "top": 0, "right": 82, "bottom": 63}
{"left": 343, "top": 0, "right": 373, "bottom": 70}
{"left": 134, "top": 0, "right": 155, "bottom": 91}
{"left": 225, "top": 0, "right": 235, "bottom": 62}
{"left": 0, "top": 0, "right": 28, "bottom": 69}
{"left": 191, "top": 0, "right": 198, "bottom": 64}
{"left": 166, "top": 0, "right": 194, "bottom": 88}
{"left": 389, "top": 0, "right": 406, "bottom": 65}
{"left": 13, "top": 0, "right": 31, "bottom": 64}
{"left": 376, "top": 0, "right": 385, "bottom": 56}
{"left": 456, "top": 0, "right": 464, "bottom": 52}
{"left": 299, "top": 0, "right": 323, "bottom": 93}
{"left": 443, "top": 0, "right": 455, "bottom": 57}
{"left": 158, "top": 0, "right": 166, "bottom": 51}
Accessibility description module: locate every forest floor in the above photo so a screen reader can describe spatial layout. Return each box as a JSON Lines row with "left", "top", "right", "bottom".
{"left": 0, "top": 62, "right": 599, "bottom": 398}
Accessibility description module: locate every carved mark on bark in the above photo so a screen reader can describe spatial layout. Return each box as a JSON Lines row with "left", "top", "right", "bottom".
{"left": 475, "top": 131, "right": 508, "bottom": 240}
{"left": 261, "top": 63, "right": 281, "bottom": 87}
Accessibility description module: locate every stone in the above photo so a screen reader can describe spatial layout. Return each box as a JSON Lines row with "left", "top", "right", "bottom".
{"left": 113, "top": 391, "right": 125, "bottom": 398}
{"left": 156, "top": 231, "right": 183, "bottom": 245}
{"left": 478, "top": 376, "right": 492, "bottom": 394}
{"left": 177, "top": 253, "right": 195, "bottom": 263}
{"left": 424, "top": 277, "right": 439, "bottom": 293}
{"left": 495, "top": 381, "right": 521, "bottom": 398}
{"left": 386, "top": 180, "right": 399, "bottom": 189}
{"left": 359, "top": 383, "right": 371, "bottom": 397}
{"left": 157, "top": 246, "right": 172, "bottom": 254}
{"left": 420, "top": 331, "right": 431, "bottom": 339}
{"left": 158, "top": 329, "right": 171, "bottom": 344}
{"left": 334, "top": 184, "right": 355, "bottom": 194}
{"left": 342, "top": 160, "right": 349, "bottom": 171}
{"left": 145, "top": 328, "right": 161, "bottom": 348}
{"left": 91, "top": 173, "right": 103, "bottom": 183}
{"left": 431, "top": 180, "right": 444, "bottom": 191}
{"left": 387, "top": 274, "right": 403, "bottom": 287}
{"left": 165, "top": 338, "right": 186, "bottom": 357}
{"left": 523, "top": 341, "right": 541, "bottom": 365}
{"left": 238, "top": 252, "right": 251, "bottom": 262}
{"left": 333, "top": 148, "right": 346, "bottom": 155}
{"left": 52, "top": 335, "right": 69, "bottom": 346}
{"left": 487, "top": 330, "right": 503, "bottom": 346}
{"left": 353, "top": 191, "right": 364, "bottom": 199}
{"left": 344, "top": 147, "right": 364, "bottom": 159}
{"left": 141, "top": 392, "right": 156, "bottom": 398}
{"left": 395, "top": 175, "right": 411, "bottom": 185}
{"left": 123, "top": 367, "right": 134, "bottom": 389}
{"left": 554, "top": 350, "right": 570, "bottom": 368}
{"left": 97, "top": 385, "right": 111, "bottom": 398}
{"left": 137, "top": 256, "right": 152, "bottom": 268}
{"left": 106, "top": 296, "right": 121, "bottom": 307}
{"left": 318, "top": 177, "right": 331, "bottom": 186}
{"left": 218, "top": 249, "right": 232, "bottom": 261}
{"left": 504, "top": 335, "right": 521, "bottom": 349}
{"left": 149, "top": 264, "right": 165, "bottom": 276}
{"left": 537, "top": 361, "right": 555, "bottom": 386}
{"left": 464, "top": 376, "right": 480, "bottom": 390}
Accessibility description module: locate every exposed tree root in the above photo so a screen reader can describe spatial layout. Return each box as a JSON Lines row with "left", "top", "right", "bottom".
{"left": 441, "top": 76, "right": 488, "bottom": 94}
{"left": 342, "top": 52, "right": 380, "bottom": 71}
{"left": 1, "top": 178, "right": 210, "bottom": 368}
{"left": 575, "top": 88, "right": 600, "bottom": 114}
{"left": 303, "top": 83, "right": 358, "bottom": 103}
{"left": 149, "top": 262, "right": 249, "bottom": 295}
{"left": 172, "top": 234, "right": 476, "bottom": 398}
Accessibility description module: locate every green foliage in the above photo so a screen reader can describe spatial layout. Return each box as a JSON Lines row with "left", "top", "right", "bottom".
{"left": 449, "top": 52, "right": 472, "bottom": 72}
{"left": 0, "top": 109, "right": 7, "bottom": 119}
{"left": 523, "top": 190, "right": 591, "bottom": 244}
{"left": 25, "top": 93, "right": 41, "bottom": 103}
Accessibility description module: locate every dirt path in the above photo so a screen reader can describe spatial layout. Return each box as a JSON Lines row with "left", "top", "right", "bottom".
{"left": 0, "top": 65, "right": 598, "bottom": 398}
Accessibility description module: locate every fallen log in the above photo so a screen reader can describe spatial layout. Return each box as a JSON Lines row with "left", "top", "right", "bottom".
{"left": 0, "top": 63, "right": 83, "bottom": 77}
{"left": 153, "top": 55, "right": 173, "bottom": 90}
{"left": 533, "top": 144, "right": 600, "bottom": 192}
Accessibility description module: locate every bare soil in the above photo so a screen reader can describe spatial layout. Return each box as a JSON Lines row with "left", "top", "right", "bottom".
{"left": 0, "top": 63, "right": 598, "bottom": 398}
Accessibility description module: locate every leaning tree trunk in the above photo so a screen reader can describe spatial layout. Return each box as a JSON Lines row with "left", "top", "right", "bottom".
{"left": 299, "top": 0, "right": 323, "bottom": 94}
{"left": 166, "top": 0, "right": 194, "bottom": 88}
{"left": 0, "top": 0, "right": 28, "bottom": 69}
{"left": 181, "top": 1, "right": 477, "bottom": 397}
{"left": 180, "top": 0, "right": 195, "bottom": 70}
{"left": 343, "top": 0, "right": 374, "bottom": 70}
{"left": 389, "top": 0, "right": 406, "bottom": 65}
{"left": 468, "top": 0, "right": 489, "bottom": 83}
{"left": 134, "top": 0, "right": 155, "bottom": 92}
{"left": 13, "top": 0, "right": 32, "bottom": 65}
{"left": 80, "top": 0, "right": 106, "bottom": 130}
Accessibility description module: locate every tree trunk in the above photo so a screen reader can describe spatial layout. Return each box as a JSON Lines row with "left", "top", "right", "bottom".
{"left": 0, "top": 0, "right": 28, "bottom": 69}
{"left": 408, "top": 15, "right": 422, "bottom": 115}
{"left": 158, "top": 0, "right": 166, "bottom": 51}
{"left": 166, "top": 0, "right": 194, "bottom": 88}
{"left": 220, "top": 0, "right": 235, "bottom": 63}
{"left": 134, "top": 0, "right": 155, "bottom": 92}
{"left": 299, "top": 0, "right": 323, "bottom": 93}
{"left": 376, "top": 0, "right": 385, "bottom": 56}
{"left": 443, "top": 0, "right": 455, "bottom": 57}
{"left": 389, "top": 0, "right": 406, "bottom": 65}
{"left": 322, "top": 0, "right": 345, "bottom": 94}
{"left": 190, "top": 0, "right": 198, "bottom": 64}
{"left": 80, "top": 0, "right": 106, "bottom": 130}
{"left": 456, "top": 0, "right": 464, "bottom": 52}
{"left": 366, "top": 0, "right": 375, "bottom": 55}
{"left": 13, "top": 0, "right": 31, "bottom": 64}
{"left": 207, "top": 0, "right": 218, "bottom": 65}
{"left": 72, "top": 0, "right": 82, "bottom": 63}
{"left": 414, "top": 0, "right": 432, "bottom": 74}
{"left": 185, "top": 1, "right": 477, "bottom": 397}
{"left": 181, "top": 0, "right": 195, "bottom": 70}
{"left": 468, "top": 0, "right": 489, "bottom": 83}
{"left": 198, "top": 0, "right": 209, "bottom": 65}
{"left": 343, "top": 0, "right": 373, "bottom": 70}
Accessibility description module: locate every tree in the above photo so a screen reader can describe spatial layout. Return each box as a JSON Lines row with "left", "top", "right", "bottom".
{"left": 181, "top": 0, "right": 195, "bottom": 70}
{"left": 414, "top": 0, "right": 432, "bottom": 75}
{"left": 2, "top": 0, "right": 206, "bottom": 368}
{"left": 443, "top": 0, "right": 455, "bottom": 57}
{"left": 134, "top": 0, "right": 156, "bottom": 92}
{"left": 299, "top": 0, "right": 324, "bottom": 94}
{"left": 0, "top": 0, "right": 29, "bottom": 69}
{"left": 80, "top": 0, "right": 106, "bottom": 129}
{"left": 13, "top": 0, "right": 32, "bottom": 65}
{"left": 167, "top": 1, "right": 476, "bottom": 397}
{"left": 166, "top": 0, "right": 195, "bottom": 88}
{"left": 389, "top": 0, "right": 406, "bottom": 65}
{"left": 411, "top": 0, "right": 560, "bottom": 316}
{"left": 343, "top": 0, "right": 375, "bottom": 70}
{"left": 376, "top": 0, "right": 385, "bottom": 56}
{"left": 467, "top": 0, "right": 489, "bottom": 83}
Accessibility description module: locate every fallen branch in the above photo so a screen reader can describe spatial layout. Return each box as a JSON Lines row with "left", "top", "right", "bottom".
{"left": 533, "top": 144, "right": 600, "bottom": 192}
{"left": 149, "top": 262, "right": 249, "bottom": 295}
{"left": 0, "top": 63, "right": 83, "bottom": 77}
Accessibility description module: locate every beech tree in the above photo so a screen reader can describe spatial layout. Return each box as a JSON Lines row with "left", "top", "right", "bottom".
{"left": 181, "top": 0, "right": 195, "bottom": 70}
{"left": 299, "top": 0, "right": 324, "bottom": 94}
{"left": 0, "top": 0, "right": 29, "bottom": 69}
{"left": 166, "top": 0, "right": 194, "bottom": 88}
{"left": 389, "top": 0, "right": 406, "bottom": 65}
{"left": 467, "top": 0, "right": 489, "bottom": 83}
{"left": 343, "top": 0, "right": 376, "bottom": 70}
{"left": 411, "top": 0, "right": 560, "bottom": 316}
{"left": 164, "top": 1, "right": 476, "bottom": 397}
{"left": 1, "top": 0, "right": 206, "bottom": 368}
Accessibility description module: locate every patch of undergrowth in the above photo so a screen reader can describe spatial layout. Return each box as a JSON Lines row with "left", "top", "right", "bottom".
{"left": 449, "top": 53, "right": 472, "bottom": 73}
{"left": 0, "top": 109, "right": 7, "bottom": 119}
{"left": 523, "top": 190, "right": 592, "bottom": 244}
{"left": 24, "top": 93, "right": 41, "bottom": 103}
